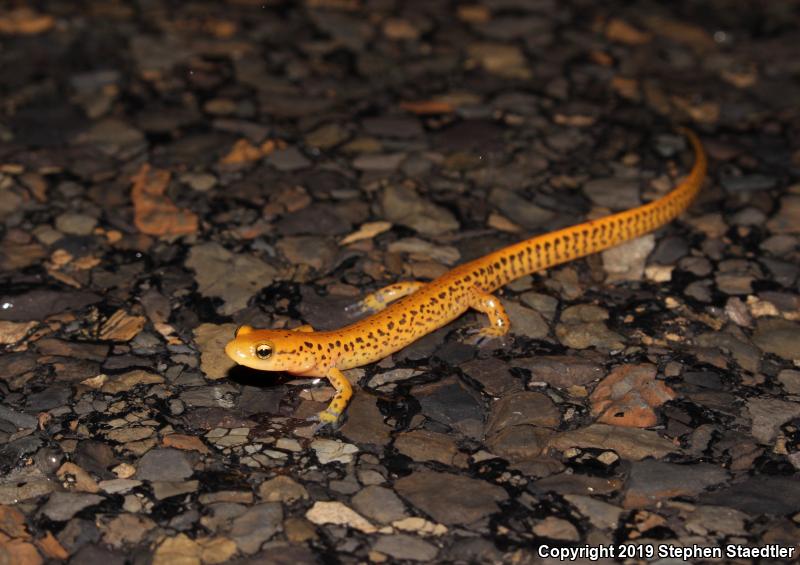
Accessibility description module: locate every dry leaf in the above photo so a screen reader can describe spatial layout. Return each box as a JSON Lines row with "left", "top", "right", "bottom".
{"left": 0, "top": 321, "right": 37, "bottom": 345}
{"left": 34, "top": 532, "right": 68, "bottom": 561}
{"left": 400, "top": 100, "right": 454, "bottom": 115}
{"left": 131, "top": 164, "right": 198, "bottom": 237}
{"left": 0, "top": 8, "right": 54, "bottom": 35}
{"left": 605, "top": 18, "right": 651, "bottom": 45}
{"left": 340, "top": 221, "right": 392, "bottom": 245}
{"left": 98, "top": 309, "right": 146, "bottom": 342}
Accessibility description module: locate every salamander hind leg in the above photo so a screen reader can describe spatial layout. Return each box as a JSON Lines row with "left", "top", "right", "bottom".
{"left": 465, "top": 287, "right": 511, "bottom": 346}
{"left": 345, "top": 281, "right": 425, "bottom": 316}
{"left": 317, "top": 367, "right": 353, "bottom": 425}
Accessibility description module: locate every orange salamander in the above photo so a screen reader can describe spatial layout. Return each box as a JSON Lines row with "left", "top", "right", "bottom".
{"left": 225, "top": 128, "right": 707, "bottom": 424}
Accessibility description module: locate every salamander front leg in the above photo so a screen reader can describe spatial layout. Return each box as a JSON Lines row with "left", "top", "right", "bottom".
{"left": 345, "top": 281, "right": 425, "bottom": 316}
{"left": 465, "top": 287, "right": 511, "bottom": 345}
{"left": 292, "top": 324, "right": 315, "bottom": 332}
{"left": 318, "top": 367, "right": 353, "bottom": 425}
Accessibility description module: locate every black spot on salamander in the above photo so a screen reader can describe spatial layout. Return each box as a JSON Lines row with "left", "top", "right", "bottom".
{"left": 304, "top": 341, "right": 313, "bottom": 348}
{"left": 495, "top": 261, "right": 501, "bottom": 269}
{"left": 438, "top": 292, "right": 446, "bottom": 299}
{"left": 464, "top": 275, "right": 472, "bottom": 282}
{"left": 430, "top": 298, "right": 438, "bottom": 305}
{"left": 398, "top": 318, "right": 407, "bottom": 325}
{"left": 387, "top": 321, "right": 395, "bottom": 330}
{"left": 335, "top": 340, "right": 341, "bottom": 347}
{"left": 355, "top": 337, "right": 364, "bottom": 343}
{"left": 343, "top": 344, "right": 350, "bottom": 352}
{"left": 317, "top": 344, "right": 323, "bottom": 350}
{"left": 479, "top": 267, "right": 485, "bottom": 275}
{"left": 367, "top": 332, "right": 375, "bottom": 339}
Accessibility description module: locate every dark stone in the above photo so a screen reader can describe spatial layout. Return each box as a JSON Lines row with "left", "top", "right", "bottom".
{"left": 0, "top": 290, "right": 101, "bottom": 321}
{"left": 394, "top": 470, "right": 508, "bottom": 525}
{"left": 69, "top": 543, "right": 126, "bottom": 565}
{"left": 413, "top": 377, "right": 485, "bottom": 438}
{"left": 237, "top": 385, "right": 285, "bottom": 416}
{"left": 460, "top": 357, "right": 524, "bottom": 396}
{"left": 25, "top": 384, "right": 73, "bottom": 412}
{"left": 74, "top": 441, "right": 119, "bottom": 479}
{"left": 698, "top": 476, "right": 800, "bottom": 515}
{"left": 136, "top": 449, "right": 193, "bottom": 482}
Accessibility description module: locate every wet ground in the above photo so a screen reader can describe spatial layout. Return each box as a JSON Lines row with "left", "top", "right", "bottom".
{"left": 1, "top": 1, "right": 799, "bottom": 564}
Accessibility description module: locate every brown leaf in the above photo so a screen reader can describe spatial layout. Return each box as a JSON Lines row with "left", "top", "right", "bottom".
{"left": 219, "top": 138, "right": 284, "bottom": 165}
{"left": 98, "top": 309, "right": 146, "bottom": 342}
{"left": 0, "top": 505, "right": 30, "bottom": 538}
{"left": 34, "top": 532, "right": 68, "bottom": 561}
{"left": 605, "top": 18, "right": 651, "bottom": 45}
{"left": 0, "top": 321, "right": 37, "bottom": 345}
{"left": 0, "top": 8, "right": 54, "bottom": 35}
{"left": 131, "top": 164, "right": 198, "bottom": 237}
{"left": 340, "top": 221, "right": 392, "bottom": 245}
{"left": 400, "top": 100, "right": 454, "bottom": 115}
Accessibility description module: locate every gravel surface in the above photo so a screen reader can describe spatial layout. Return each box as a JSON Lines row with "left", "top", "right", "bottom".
{"left": 0, "top": 1, "right": 799, "bottom": 563}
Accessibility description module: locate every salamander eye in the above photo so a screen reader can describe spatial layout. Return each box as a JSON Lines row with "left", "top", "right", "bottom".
{"left": 255, "top": 343, "right": 273, "bottom": 359}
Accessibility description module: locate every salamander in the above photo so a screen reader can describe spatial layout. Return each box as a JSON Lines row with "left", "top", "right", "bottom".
{"left": 225, "top": 128, "right": 707, "bottom": 424}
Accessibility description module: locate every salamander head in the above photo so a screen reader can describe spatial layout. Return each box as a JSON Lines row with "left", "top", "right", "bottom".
{"left": 224, "top": 325, "right": 317, "bottom": 374}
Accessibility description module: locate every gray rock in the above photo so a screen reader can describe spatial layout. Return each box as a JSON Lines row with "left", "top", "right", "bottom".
{"left": 746, "top": 397, "right": 800, "bottom": 444}
{"left": 380, "top": 184, "right": 459, "bottom": 236}
{"left": 394, "top": 470, "right": 508, "bottom": 525}
{"left": 563, "top": 494, "right": 623, "bottom": 530}
{"left": 363, "top": 116, "right": 423, "bottom": 139}
{"left": 0, "top": 290, "right": 101, "bottom": 322}
{"left": 488, "top": 188, "right": 554, "bottom": 229}
{"left": 413, "top": 377, "right": 485, "bottom": 438}
{"left": 778, "top": 370, "right": 800, "bottom": 394}
{"left": 583, "top": 177, "right": 641, "bottom": 209}
{"left": 721, "top": 174, "right": 777, "bottom": 192}
{"left": 0, "top": 405, "right": 38, "bottom": 429}
{"left": 40, "top": 492, "right": 104, "bottom": 521}
{"left": 698, "top": 476, "right": 800, "bottom": 515}
{"left": 460, "top": 357, "right": 524, "bottom": 396}
{"left": 486, "top": 425, "right": 551, "bottom": 461}
{"left": 753, "top": 318, "right": 800, "bottom": 360}
{"left": 602, "top": 234, "right": 655, "bottom": 282}
{"left": 486, "top": 392, "right": 560, "bottom": 434}
{"left": 340, "top": 393, "right": 393, "bottom": 446}
{"left": 513, "top": 356, "right": 603, "bottom": 388}
{"left": 767, "top": 195, "right": 800, "bottom": 234}
{"left": 548, "top": 424, "right": 678, "bottom": 460}
{"left": 55, "top": 212, "right": 98, "bottom": 235}
{"left": 503, "top": 300, "right": 549, "bottom": 339}
{"left": 136, "top": 449, "right": 193, "bottom": 482}
{"left": 394, "top": 429, "right": 460, "bottom": 466}
{"left": 372, "top": 534, "right": 438, "bottom": 561}
{"left": 275, "top": 203, "right": 352, "bottom": 236}
{"left": 229, "top": 503, "right": 283, "bottom": 554}
{"left": 623, "top": 460, "right": 728, "bottom": 507}
{"left": 266, "top": 146, "right": 310, "bottom": 171}
{"left": 352, "top": 486, "right": 408, "bottom": 524}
